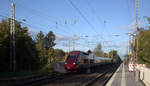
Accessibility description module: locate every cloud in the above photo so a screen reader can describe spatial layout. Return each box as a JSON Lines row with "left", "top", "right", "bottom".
{"left": 120, "top": 20, "right": 145, "bottom": 31}
{"left": 104, "top": 45, "right": 120, "bottom": 48}
{"left": 28, "top": 29, "right": 38, "bottom": 35}
{"left": 55, "top": 36, "right": 72, "bottom": 42}
{"left": 28, "top": 29, "right": 39, "bottom": 39}
{"left": 55, "top": 35, "right": 84, "bottom": 42}
{"left": 120, "top": 41, "right": 129, "bottom": 47}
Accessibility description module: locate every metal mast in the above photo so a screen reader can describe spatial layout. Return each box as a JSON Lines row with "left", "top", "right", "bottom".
{"left": 134, "top": 0, "right": 139, "bottom": 65}
{"left": 68, "top": 40, "right": 70, "bottom": 52}
{"left": 133, "top": 0, "right": 139, "bottom": 81}
{"left": 135, "top": 0, "right": 139, "bottom": 63}
{"left": 73, "top": 34, "right": 76, "bottom": 51}
{"left": 10, "top": 2, "right": 16, "bottom": 72}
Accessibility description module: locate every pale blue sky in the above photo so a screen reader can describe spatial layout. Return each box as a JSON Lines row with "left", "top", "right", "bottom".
{"left": 0, "top": 0, "right": 150, "bottom": 59}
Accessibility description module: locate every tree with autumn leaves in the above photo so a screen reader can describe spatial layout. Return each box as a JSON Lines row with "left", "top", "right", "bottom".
{"left": 0, "top": 19, "right": 65, "bottom": 72}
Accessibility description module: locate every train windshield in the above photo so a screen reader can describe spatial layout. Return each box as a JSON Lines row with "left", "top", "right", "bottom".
{"left": 67, "top": 54, "right": 77, "bottom": 60}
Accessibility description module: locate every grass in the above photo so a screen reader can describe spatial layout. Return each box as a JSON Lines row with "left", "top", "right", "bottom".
{"left": 0, "top": 71, "right": 45, "bottom": 80}
{"left": 0, "top": 64, "right": 55, "bottom": 80}
{"left": 0, "top": 71, "right": 49, "bottom": 85}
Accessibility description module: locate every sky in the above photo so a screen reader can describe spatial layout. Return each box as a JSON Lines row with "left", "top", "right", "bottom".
{"left": 0, "top": 0, "right": 150, "bottom": 59}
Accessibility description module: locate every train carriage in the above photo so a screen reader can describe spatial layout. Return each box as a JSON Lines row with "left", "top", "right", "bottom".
{"left": 64, "top": 51, "right": 113, "bottom": 73}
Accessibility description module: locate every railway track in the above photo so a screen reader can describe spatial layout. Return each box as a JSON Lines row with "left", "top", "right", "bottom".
{"left": 4, "top": 73, "right": 68, "bottom": 86}
{"left": 3, "top": 63, "right": 120, "bottom": 86}
{"left": 43, "top": 63, "right": 120, "bottom": 86}
{"left": 81, "top": 71, "right": 108, "bottom": 86}
{"left": 81, "top": 63, "right": 119, "bottom": 86}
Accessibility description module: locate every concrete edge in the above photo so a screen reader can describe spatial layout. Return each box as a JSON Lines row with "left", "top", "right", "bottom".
{"left": 106, "top": 63, "right": 122, "bottom": 86}
{"left": 142, "top": 80, "right": 150, "bottom": 86}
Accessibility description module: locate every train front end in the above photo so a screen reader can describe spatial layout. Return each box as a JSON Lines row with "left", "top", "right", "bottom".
{"left": 64, "top": 51, "right": 79, "bottom": 72}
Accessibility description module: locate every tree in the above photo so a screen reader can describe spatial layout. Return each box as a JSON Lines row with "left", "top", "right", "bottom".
{"left": 93, "top": 43, "right": 104, "bottom": 57}
{"left": 108, "top": 50, "right": 121, "bottom": 62}
{"left": 138, "top": 29, "right": 150, "bottom": 66}
{"left": 131, "top": 17, "right": 150, "bottom": 67}
{"left": 43, "top": 31, "right": 56, "bottom": 64}
{"left": 103, "top": 53, "right": 108, "bottom": 57}
{"left": 0, "top": 19, "right": 10, "bottom": 71}
{"left": 47, "top": 48, "right": 55, "bottom": 63}
{"left": 124, "top": 54, "right": 130, "bottom": 64}
{"left": 44, "top": 31, "right": 56, "bottom": 50}
{"left": 15, "top": 26, "right": 40, "bottom": 71}
{"left": 35, "top": 31, "right": 47, "bottom": 68}
{"left": 54, "top": 49, "right": 65, "bottom": 61}
{"left": 0, "top": 18, "right": 58, "bottom": 72}
{"left": 0, "top": 19, "right": 40, "bottom": 72}
{"left": 36, "top": 31, "right": 44, "bottom": 42}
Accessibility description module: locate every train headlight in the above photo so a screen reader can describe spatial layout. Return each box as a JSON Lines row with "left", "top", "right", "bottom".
{"left": 73, "top": 62, "right": 76, "bottom": 64}
{"left": 65, "top": 62, "right": 67, "bottom": 64}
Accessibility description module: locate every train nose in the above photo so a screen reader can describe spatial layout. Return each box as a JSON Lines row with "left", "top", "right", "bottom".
{"left": 64, "top": 63, "right": 76, "bottom": 70}
{"left": 65, "top": 65, "right": 71, "bottom": 69}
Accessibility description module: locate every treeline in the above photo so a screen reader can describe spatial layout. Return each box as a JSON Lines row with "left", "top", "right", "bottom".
{"left": 137, "top": 28, "right": 150, "bottom": 67}
{"left": 131, "top": 18, "right": 150, "bottom": 67}
{"left": 93, "top": 43, "right": 121, "bottom": 62}
{"left": 127, "top": 28, "right": 150, "bottom": 67}
{"left": 124, "top": 18, "right": 150, "bottom": 67}
{"left": 0, "top": 19, "right": 65, "bottom": 72}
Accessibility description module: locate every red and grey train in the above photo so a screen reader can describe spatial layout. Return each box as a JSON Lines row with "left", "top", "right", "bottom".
{"left": 64, "top": 51, "right": 113, "bottom": 73}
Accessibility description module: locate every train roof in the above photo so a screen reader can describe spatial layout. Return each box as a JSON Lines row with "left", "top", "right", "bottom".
{"left": 68, "top": 51, "right": 112, "bottom": 60}
{"left": 69, "top": 51, "right": 89, "bottom": 55}
{"left": 94, "top": 56, "right": 112, "bottom": 60}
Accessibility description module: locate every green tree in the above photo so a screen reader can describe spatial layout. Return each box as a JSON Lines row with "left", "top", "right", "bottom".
{"left": 103, "top": 53, "right": 108, "bottom": 57}
{"left": 108, "top": 50, "right": 121, "bottom": 62}
{"left": 54, "top": 49, "right": 65, "bottom": 61}
{"left": 93, "top": 43, "right": 104, "bottom": 57}
{"left": 123, "top": 54, "right": 130, "bottom": 64}
{"left": 47, "top": 48, "right": 55, "bottom": 63}
{"left": 44, "top": 31, "right": 56, "bottom": 50}
{"left": 15, "top": 26, "right": 40, "bottom": 71}
{"left": 138, "top": 30, "right": 150, "bottom": 66}
{"left": 131, "top": 18, "right": 150, "bottom": 67}
{"left": 0, "top": 19, "right": 40, "bottom": 72}
{"left": 35, "top": 31, "right": 47, "bottom": 68}
{"left": 0, "top": 19, "right": 10, "bottom": 71}
{"left": 44, "top": 31, "right": 56, "bottom": 64}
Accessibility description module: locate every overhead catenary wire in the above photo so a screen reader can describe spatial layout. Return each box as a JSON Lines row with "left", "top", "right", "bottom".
{"left": 126, "top": 0, "right": 132, "bottom": 22}
{"left": 2, "top": 0, "right": 73, "bottom": 49}
{"left": 66, "top": 0, "right": 116, "bottom": 53}
{"left": 15, "top": 0, "right": 108, "bottom": 49}
{"left": 85, "top": 0, "right": 112, "bottom": 39}
{"left": 0, "top": 14, "right": 67, "bottom": 36}
{"left": 0, "top": 14, "right": 72, "bottom": 50}
{"left": 15, "top": 2, "right": 75, "bottom": 35}
{"left": 66, "top": 0, "right": 99, "bottom": 35}
{"left": 85, "top": 0, "right": 123, "bottom": 53}
{"left": 0, "top": 15, "right": 9, "bottom": 19}
{"left": 66, "top": 0, "right": 109, "bottom": 42}
{"left": 2, "top": 0, "right": 119, "bottom": 52}
{"left": 85, "top": 1, "right": 113, "bottom": 41}
{"left": 15, "top": 1, "right": 97, "bottom": 49}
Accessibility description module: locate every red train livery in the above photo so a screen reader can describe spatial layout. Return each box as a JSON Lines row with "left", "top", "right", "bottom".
{"left": 64, "top": 51, "right": 113, "bottom": 73}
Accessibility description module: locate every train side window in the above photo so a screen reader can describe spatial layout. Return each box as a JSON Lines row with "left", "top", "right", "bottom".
{"left": 77, "top": 53, "right": 82, "bottom": 62}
